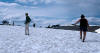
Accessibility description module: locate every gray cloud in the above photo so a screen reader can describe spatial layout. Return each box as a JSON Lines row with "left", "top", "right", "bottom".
{"left": 0, "top": 0, "right": 100, "bottom": 26}
{"left": 0, "top": 2, "right": 19, "bottom": 7}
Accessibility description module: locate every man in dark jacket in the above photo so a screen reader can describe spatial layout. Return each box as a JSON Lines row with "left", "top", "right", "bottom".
{"left": 74, "top": 14, "right": 89, "bottom": 42}
{"left": 25, "top": 13, "right": 31, "bottom": 35}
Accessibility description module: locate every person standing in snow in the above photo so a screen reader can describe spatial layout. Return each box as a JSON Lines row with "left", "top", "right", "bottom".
{"left": 33, "top": 23, "right": 36, "bottom": 28}
{"left": 25, "top": 13, "right": 31, "bottom": 35}
{"left": 73, "top": 14, "right": 89, "bottom": 42}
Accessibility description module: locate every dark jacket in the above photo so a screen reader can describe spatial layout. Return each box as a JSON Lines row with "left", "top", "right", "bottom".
{"left": 25, "top": 16, "right": 31, "bottom": 24}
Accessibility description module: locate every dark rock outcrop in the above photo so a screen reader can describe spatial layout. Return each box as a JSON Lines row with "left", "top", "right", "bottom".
{"left": 52, "top": 25, "right": 100, "bottom": 32}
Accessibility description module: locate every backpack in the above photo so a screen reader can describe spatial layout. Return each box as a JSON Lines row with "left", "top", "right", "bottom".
{"left": 27, "top": 16, "right": 31, "bottom": 22}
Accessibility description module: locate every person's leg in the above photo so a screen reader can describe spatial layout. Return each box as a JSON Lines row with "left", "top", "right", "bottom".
{"left": 27, "top": 23, "right": 29, "bottom": 35}
{"left": 25, "top": 24, "right": 27, "bottom": 35}
{"left": 80, "top": 31, "right": 82, "bottom": 39}
{"left": 25, "top": 23, "right": 29, "bottom": 35}
{"left": 83, "top": 31, "right": 86, "bottom": 42}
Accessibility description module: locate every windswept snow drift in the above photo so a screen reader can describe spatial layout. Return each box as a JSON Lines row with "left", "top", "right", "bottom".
{"left": 0, "top": 25, "right": 100, "bottom": 53}
{"left": 95, "top": 28, "right": 100, "bottom": 33}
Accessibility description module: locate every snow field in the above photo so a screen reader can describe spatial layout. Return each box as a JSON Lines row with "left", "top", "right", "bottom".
{"left": 95, "top": 28, "right": 100, "bottom": 33}
{"left": 0, "top": 25, "right": 100, "bottom": 53}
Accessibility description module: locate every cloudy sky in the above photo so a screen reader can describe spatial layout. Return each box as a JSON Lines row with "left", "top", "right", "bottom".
{"left": 0, "top": 0, "right": 100, "bottom": 26}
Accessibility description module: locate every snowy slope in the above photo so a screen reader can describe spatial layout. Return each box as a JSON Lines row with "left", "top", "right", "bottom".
{"left": 95, "top": 28, "right": 100, "bottom": 33}
{"left": 0, "top": 25, "right": 100, "bottom": 53}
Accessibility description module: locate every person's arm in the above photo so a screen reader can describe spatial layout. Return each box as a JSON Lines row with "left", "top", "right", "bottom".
{"left": 74, "top": 19, "right": 80, "bottom": 25}
{"left": 72, "top": 19, "right": 80, "bottom": 25}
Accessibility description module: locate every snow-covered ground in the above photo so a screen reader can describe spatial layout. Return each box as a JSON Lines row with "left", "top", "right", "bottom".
{"left": 95, "top": 28, "right": 100, "bottom": 33}
{"left": 0, "top": 25, "right": 100, "bottom": 53}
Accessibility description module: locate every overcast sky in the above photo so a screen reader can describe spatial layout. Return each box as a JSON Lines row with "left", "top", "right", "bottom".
{"left": 0, "top": 0, "right": 100, "bottom": 26}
